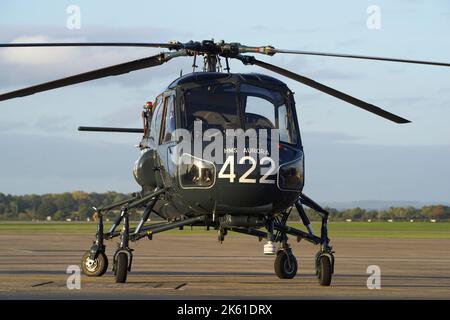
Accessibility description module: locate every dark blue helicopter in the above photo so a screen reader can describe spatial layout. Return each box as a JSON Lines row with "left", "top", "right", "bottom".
{"left": 1, "top": 40, "right": 448, "bottom": 284}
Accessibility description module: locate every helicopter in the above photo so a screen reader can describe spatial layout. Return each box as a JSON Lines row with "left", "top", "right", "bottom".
{"left": 1, "top": 39, "right": 449, "bottom": 285}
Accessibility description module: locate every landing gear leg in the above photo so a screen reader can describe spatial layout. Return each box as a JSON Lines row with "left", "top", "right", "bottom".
{"left": 81, "top": 211, "right": 108, "bottom": 276}
{"left": 273, "top": 211, "right": 297, "bottom": 279}
{"left": 113, "top": 208, "right": 133, "bottom": 283}
{"left": 315, "top": 212, "right": 334, "bottom": 286}
{"left": 299, "top": 194, "right": 335, "bottom": 286}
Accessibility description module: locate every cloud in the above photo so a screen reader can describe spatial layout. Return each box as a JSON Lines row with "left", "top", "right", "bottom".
{"left": 0, "top": 24, "right": 187, "bottom": 44}
{"left": 0, "top": 25, "right": 193, "bottom": 91}
{"left": 334, "top": 38, "right": 365, "bottom": 48}
{"left": 1, "top": 35, "right": 82, "bottom": 66}
{"left": 0, "top": 118, "right": 23, "bottom": 132}
{"left": 371, "top": 96, "right": 431, "bottom": 107}
{"left": 306, "top": 67, "right": 362, "bottom": 81}
{"left": 302, "top": 131, "right": 362, "bottom": 144}
{"left": 0, "top": 24, "right": 367, "bottom": 99}
{"left": 33, "top": 115, "right": 72, "bottom": 132}
{"left": 98, "top": 103, "right": 144, "bottom": 127}
{"left": 262, "top": 53, "right": 364, "bottom": 82}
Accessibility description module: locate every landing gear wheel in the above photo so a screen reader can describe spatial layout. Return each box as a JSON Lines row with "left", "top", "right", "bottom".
{"left": 81, "top": 251, "right": 108, "bottom": 277}
{"left": 317, "top": 255, "right": 332, "bottom": 286}
{"left": 274, "top": 251, "right": 298, "bottom": 279}
{"left": 115, "top": 252, "right": 128, "bottom": 283}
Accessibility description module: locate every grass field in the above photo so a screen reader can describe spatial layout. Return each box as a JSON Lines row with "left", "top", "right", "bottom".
{"left": 0, "top": 221, "right": 449, "bottom": 238}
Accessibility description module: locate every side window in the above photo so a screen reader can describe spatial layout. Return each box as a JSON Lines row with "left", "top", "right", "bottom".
{"left": 150, "top": 98, "right": 164, "bottom": 143}
{"left": 277, "top": 104, "right": 296, "bottom": 145}
{"left": 161, "top": 95, "right": 175, "bottom": 144}
{"left": 244, "top": 96, "right": 276, "bottom": 130}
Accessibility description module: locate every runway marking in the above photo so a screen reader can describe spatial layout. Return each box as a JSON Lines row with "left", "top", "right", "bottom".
{"left": 31, "top": 281, "right": 54, "bottom": 287}
{"left": 8, "top": 249, "right": 34, "bottom": 254}
{"left": 175, "top": 283, "right": 188, "bottom": 290}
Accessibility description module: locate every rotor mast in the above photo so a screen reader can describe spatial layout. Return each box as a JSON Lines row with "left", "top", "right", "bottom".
{"left": 187, "top": 40, "right": 221, "bottom": 72}
{"left": 203, "top": 54, "right": 218, "bottom": 72}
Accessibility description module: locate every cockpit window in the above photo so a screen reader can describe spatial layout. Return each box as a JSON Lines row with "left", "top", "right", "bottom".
{"left": 183, "top": 82, "right": 298, "bottom": 145}
{"left": 241, "top": 84, "right": 297, "bottom": 145}
{"left": 184, "top": 84, "right": 239, "bottom": 131}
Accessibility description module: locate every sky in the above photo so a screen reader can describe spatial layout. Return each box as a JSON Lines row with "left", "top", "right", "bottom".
{"left": 0, "top": 0, "right": 449, "bottom": 202}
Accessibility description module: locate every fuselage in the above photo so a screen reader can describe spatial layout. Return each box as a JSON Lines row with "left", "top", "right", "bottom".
{"left": 133, "top": 72, "right": 304, "bottom": 221}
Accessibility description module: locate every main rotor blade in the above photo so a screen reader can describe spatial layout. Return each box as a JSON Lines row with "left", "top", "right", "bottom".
{"left": 272, "top": 49, "right": 450, "bottom": 67}
{"left": 239, "top": 45, "right": 450, "bottom": 67}
{"left": 237, "top": 56, "right": 410, "bottom": 124}
{"left": 0, "top": 42, "right": 182, "bottom": 49}
{"left": 0, "top": 51, "right": 184, "bottom": 102}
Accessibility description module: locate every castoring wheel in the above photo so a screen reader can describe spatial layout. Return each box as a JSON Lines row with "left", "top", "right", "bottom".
{"left": 114, "top": 252, "right": 128, "bottom": 283}
{"left": 274, "top": 251, "right": 298, "bottom": 279}
{"left": 317, "top": 255, "right": 332, "bottom": 286}
{"left": 81, "top": 250, "right": 108, "bottom": 277}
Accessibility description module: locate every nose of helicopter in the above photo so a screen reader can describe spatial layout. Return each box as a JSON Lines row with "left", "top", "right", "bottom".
{"left": 176, "top": 144, "right": 304, "bottom": 215}
{"left": 213, "top": 158, "right": 303, "bottom": 215}
{"left": 214, "top": 168, "right": 301, "bottom": 214}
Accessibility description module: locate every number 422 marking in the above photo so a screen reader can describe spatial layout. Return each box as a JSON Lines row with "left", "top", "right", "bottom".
{"left": 218, "top": 156, "right": 276, "bottom": 184}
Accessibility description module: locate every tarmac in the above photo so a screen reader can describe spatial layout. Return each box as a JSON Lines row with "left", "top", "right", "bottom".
{"left": 0, "top": 233, "right": 449, "bottom": 299}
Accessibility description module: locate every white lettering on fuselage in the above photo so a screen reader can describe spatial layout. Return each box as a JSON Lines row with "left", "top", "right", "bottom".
{"left": 224, "top": 147, "right": 269, "bottom": 155}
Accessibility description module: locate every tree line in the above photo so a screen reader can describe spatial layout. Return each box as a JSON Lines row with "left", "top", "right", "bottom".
{"left": 298, "top": 206, "right": 450, "bottom": 222}
{"left": 0, "top": 192, "right": 449, "bottom": 221}
{"left": 0, "top": 192, "right": 129, "bottom": 221}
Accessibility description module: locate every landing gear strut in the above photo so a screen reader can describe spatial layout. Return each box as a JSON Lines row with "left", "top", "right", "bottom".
{"left": 81, "top": 187, "right": 211, "bottom": 283}
{"left": 80, "top": 189, "right": 164, "bottom": 281}
{"left": 298, "top": 193, "right": 335, "bottom": 286}
{"left": 112, "top": 207, "right": 133, "bottom": 283}
{"left": 233, "top": 194, "right": 335, "bottom": 286}
{"left": 81, "top": 209, "right": 108, "bottom": 277}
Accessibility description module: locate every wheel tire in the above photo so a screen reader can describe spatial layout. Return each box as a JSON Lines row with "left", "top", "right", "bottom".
{"left": 115, "top": 252, "right": 128, "bottom": 283}
{"left": 317, "top": 255, "right": 332, "bottom": 286}
{"left": 81, "top": 250, "right": 108, "bottom": 277}
{"left": 274, "top": 251, "right": 298, "bottom": 279}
